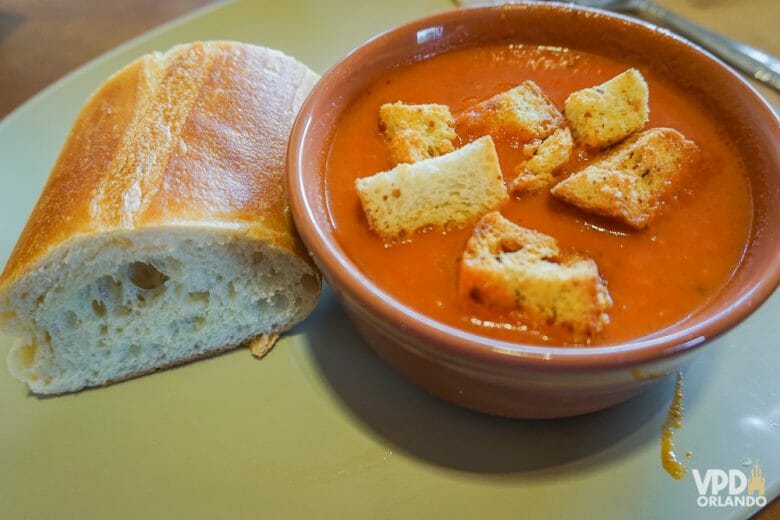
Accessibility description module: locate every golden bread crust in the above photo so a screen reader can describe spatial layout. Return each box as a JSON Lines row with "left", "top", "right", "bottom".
{"left": 0, "top": 41, "right": 320, "bottom": 293}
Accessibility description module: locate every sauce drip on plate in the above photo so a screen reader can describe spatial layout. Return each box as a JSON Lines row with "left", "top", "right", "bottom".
{"left": 661, "top": 371, "right": 692, "bottom": 480}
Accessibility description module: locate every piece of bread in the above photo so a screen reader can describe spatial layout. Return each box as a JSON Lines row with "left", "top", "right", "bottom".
{"left": 355, "top": 136, "right": 507, "bottom": 241}
{"left": 379, "top": 102, "right": 456, "bottom": 164}
{"left": 0, "top": 42, "right": 322, "bottom": 394}
{"left": 564, "top": 68, "right": 649, "bottom": 148}
{"left": 551, "top": 128, "right": 699, "bottom": 229}
{"left": 459, "top": 212, "right": 612, "bottom": 337}
{"left": 510, "top": 127, "right": 574, "bottom": 194}
{"left": 456, "top": 81, "right": 565, "bottom": 142}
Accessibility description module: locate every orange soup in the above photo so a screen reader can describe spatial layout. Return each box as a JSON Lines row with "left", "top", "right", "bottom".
{"left": 323, "top": 44, "right": 753, "bottom": 346}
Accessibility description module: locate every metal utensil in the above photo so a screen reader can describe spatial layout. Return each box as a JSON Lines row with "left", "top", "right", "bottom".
{"left": 564, "top": 0, "right": 780, "bottom": 92}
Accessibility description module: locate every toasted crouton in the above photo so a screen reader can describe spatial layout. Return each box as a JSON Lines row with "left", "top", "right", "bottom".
{"left": 564, "top": 68, "right": 649, "bottom": 148}
{"left": 356, "top": 136, "right": 507, "bottom": 241}
{"left": 459, "top": 212, "right": 612, "bottom": 337}
{"left": 510, "top": 127, "right": 574, "bottom": 194}
{"left": 457, "top": 81, "right": 565, "bottom": 142}
{"left": 551, "top": 128, "right": 699, "bottom": 229}
{"left": 379, "top": 102, "right": 456, "bottom": 164}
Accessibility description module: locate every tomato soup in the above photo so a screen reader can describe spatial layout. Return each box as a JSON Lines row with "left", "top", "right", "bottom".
{"left": 323, "top": 44, "right": 753, "bottom": 346}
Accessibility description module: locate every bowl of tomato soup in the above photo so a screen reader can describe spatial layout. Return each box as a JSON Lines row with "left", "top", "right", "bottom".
{"left": 288, "top": 3, "right": 780, "bottom": 418}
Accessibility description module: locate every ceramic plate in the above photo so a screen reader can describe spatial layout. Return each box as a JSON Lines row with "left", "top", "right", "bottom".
{"left": 0, "top": 1, "right": 777, "bottom": 518}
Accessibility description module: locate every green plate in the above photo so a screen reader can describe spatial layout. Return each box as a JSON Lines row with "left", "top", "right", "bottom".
{"left": 0, "top": 1, "right": 778, "bottom": 518}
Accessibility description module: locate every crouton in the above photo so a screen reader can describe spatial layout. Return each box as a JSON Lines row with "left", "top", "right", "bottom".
{"left": 457, "top": 81, "right": 565, "bottom": 143}
{"left": 356, "top": 136, "right": 508, "bottom": 241}
{"left": 459, "top": 212, "right": 612, "bottom": 337}
{"left": 379, "top": 102, "right": 456, "bottom": 164}
{"left": 510, "top": 127, "right": 574, "bottom": 194}
{"left": 550, "top": 128, "right": 699, "bottom": 229}
{"left": 564, "top": 68, "right": 649, "bottom": 148}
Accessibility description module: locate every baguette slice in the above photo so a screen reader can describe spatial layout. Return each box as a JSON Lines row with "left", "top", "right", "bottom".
{"left": 0, "top": 42, "right": 322, "bottom": 394}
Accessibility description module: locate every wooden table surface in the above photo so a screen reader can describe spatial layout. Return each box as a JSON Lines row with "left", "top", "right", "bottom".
{"left": 0, "top": 0, "right": 777, "bottom": 517}
{"left": 0, "top": 0, "right": 219, "bottom": 118}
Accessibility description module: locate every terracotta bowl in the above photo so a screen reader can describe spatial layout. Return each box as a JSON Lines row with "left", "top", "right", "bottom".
{"left": 287, "top": 3, "right": 780, "bottom": 418}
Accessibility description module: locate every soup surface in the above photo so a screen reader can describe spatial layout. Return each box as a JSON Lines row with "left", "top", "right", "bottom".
{"left": 324, "top": 44, "right": 752, "bottom": 346}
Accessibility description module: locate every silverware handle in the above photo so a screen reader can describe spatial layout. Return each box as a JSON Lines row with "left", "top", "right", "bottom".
{"left": 636, "top": 0, "right": 780, "bottom": 91}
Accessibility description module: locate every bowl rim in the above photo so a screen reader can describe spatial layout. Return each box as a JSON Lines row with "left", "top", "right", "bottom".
{"left": 287, "top": 1, "right": 780, "bottom": 370}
